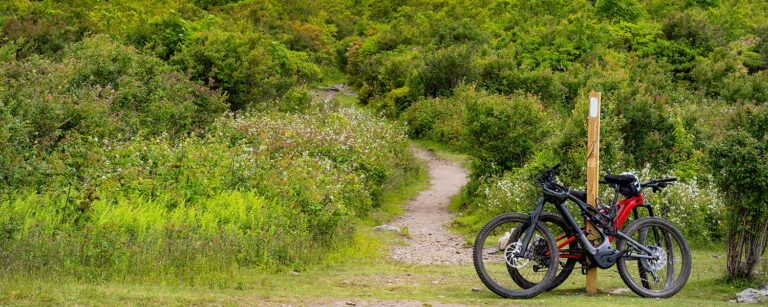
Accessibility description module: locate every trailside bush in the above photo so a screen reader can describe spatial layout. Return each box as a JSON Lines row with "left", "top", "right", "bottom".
{"left": 400, "top": 87, "right": 468, "bottom": 149}
{"left": 0, "top": 97, "right": 417, "bottom": 278}
{"left": 479, "top": 56, "right": 568, "bottom": 108}
{"left": 463, "top": 88, "right": 550, "bottom": 179}
{"left": 0, "top": 35, "right": 227, "bottom": 190}
{"left": 171, "top": 30, "right": 321, "bottom": 110}
{"left": 408, "top": 45, "right": 480, "bottom": 97}
{"left": 123, "top": 13, "right": 189, "bottom": 60}
{"left": 708, "top": 104, "right": 768, "bottom": 278}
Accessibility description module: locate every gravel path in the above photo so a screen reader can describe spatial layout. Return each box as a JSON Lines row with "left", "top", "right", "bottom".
{"left": 389, "top": 147, "right": 471, "bottom": 265}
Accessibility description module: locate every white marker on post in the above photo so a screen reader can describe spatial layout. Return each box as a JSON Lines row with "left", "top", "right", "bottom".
{"left": 590, "top": 97, "right": 599, "bottom": 118}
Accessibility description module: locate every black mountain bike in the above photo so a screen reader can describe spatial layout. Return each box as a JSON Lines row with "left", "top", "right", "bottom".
{"left": 472, "top": 162, "right": 691, "bottom": 299}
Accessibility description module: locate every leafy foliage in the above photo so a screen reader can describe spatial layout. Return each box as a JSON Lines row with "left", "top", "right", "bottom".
{"left": 707, "top": 104, "right": 768, "bottom": 278}
{"left": 171, "top": 31, "right": 321, "bottom": 110}
{"left": 463, "top": 88, "right": 550, "bottom": 179}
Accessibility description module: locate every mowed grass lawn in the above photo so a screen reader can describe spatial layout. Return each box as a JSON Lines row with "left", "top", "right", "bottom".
{"left": 0, "top": 228, "right": 745, "bottom": 306}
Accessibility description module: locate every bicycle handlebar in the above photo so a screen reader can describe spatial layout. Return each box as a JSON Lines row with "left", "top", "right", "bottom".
{"left": 641, "top": 177, "right": 678, "bottom": 192}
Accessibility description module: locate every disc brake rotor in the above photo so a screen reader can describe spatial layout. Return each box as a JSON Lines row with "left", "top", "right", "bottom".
{"left": 640, "top": 245, "right": 667, "bottom": 272}
{"left": 504, "top": 241, "right": 529, "bottom": 268}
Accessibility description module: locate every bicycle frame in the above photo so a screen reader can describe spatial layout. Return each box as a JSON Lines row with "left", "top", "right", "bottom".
{"left": 517, "top": 188, "right": 658, "bottom": 269}
{"left": 555, "top": 193, "right": 653, "bottom": 259}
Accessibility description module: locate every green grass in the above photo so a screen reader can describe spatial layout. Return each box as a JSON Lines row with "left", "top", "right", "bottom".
{"left": 0, "top": 234, "right": 745, "bottom": 306}
{"left": 411, "top": 139, "right": 471, "bottom": 168}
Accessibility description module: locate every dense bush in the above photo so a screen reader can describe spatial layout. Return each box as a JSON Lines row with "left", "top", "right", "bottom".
{"left": 0, "top": 1, "right": 94, "bottom": 58}
{"left": 400, "top": 87, "right": 468, "bottom": 149}
{"left": 463, "top": 88, "right": 550, "bottom": 179}
{"left": 0, "top": 98, "right": 416, "bottom": 277}
{"left": 171, "top": 31, "right": 321, "bottom": 110}
{"left": 0, "top": 35, "right": 227, "bottom": 189}
{"left": 408, "top": 45, "right": 480, "bottom": 97}
{"left": 596, "top": 0, "right": 645, "bottom": 23}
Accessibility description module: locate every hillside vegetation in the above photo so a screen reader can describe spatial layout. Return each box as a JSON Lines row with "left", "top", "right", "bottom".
{"left": 1, "top": 0, "right": 767, "bottom": 285}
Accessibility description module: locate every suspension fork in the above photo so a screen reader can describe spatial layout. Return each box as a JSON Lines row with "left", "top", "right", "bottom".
{"left": 516, "top": 198, "right": 546, "bottom": 256}
{"left": 636, "top": 204, "right": 662, "bottom": 244}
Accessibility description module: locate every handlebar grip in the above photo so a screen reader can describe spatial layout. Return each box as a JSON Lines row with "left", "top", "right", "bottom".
{"left": 554, "top": 161, "right": 564, "bottom": 168}
{"left": 599, "top": 180, "right": 609, "bottom": 184}
{"left": 658, "top": 177, "right": 678, "bottom": 183}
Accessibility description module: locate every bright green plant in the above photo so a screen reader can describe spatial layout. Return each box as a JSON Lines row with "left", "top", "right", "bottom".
{"left": 596, "top": 0, "right": 645, "bottom": 23}
{"left": 463, "top": 88, "right": 550, "bottom": 179}
{"left": 408, "top": 44, "right": 480, "bottom": 97}
{"left": 172, "top": 30, "right": 321, "bottom": 110}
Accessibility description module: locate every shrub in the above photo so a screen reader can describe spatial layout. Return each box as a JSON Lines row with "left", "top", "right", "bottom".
{"left": 0, "top": 98, "right": 418, "bottom": 278}
{"left": 596, "top": 0, "right": 645, "bottom": 23}
{"left": 172, "top": 30, "right": 321, "bottom": 110}
{"left": 0, "top": 3, "right": 93, "bottom": 58}
{"left": 661, "top": 9, "right": 722, "bottom": 53}
{"left": 757, "top": 26, "right": 768, "bottom": 68}
{"left": 463, "top": 88, "right": 550, "bottom": 179}
{"left": 123, "top": 13, "right": 189, "bottom": 60}
{"left": 401, "top": 89, "right": 467, "bottom": 149}
{"left": 0, "top": 35, "right": 227, "bottom": 189}
{"left": 707, "top": 104, "right": 768, "bottom": 278}
{"left": 408, "top": 45, "right": 479, "bottom": 97}
{"left": 479, "top": 57, "right": 567, "bottom": 108}
{"left": 620, "top": 95, "right": 676, "bottom": 168}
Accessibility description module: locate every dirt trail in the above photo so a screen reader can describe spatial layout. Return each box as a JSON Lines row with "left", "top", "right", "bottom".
{"left": 315, "top": 85, "right": 473, "bottom": 265}
{"left": 389, "top": 147, "right": 472, "bottom": 265}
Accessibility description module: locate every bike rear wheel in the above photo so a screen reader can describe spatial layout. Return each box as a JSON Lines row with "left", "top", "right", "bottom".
{"left": 473, "top": 213, "right": 558, "bottom": 299}
{"left": 616, "top": 217, "right": 691, "bottom": 298}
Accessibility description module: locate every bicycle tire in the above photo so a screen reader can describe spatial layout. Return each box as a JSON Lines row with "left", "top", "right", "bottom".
{"left": 616, "top": 217, "right": 691, "bottom": 298}
{"left": 473, "top": 213, "right": 558, "bottom": 299}
{"left": 507, "top": 213, "right": 580, "bottom": 291}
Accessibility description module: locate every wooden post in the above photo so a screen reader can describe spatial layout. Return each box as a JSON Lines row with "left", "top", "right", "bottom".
{"left": 586, "top": 92, "right": 601, "bottom": 293}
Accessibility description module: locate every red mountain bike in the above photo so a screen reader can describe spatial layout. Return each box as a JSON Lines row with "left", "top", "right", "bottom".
{"left": 473, "top": 162, "right": 691, "bottom": 299}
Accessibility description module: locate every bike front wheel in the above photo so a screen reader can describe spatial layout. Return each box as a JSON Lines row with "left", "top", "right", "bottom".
{"left": 616, "top": 217, "right": 691, "bottom": 298}
{"left": 473, "top": 213, "right": 559, "bottom": 299}
{"left": 507, "top": 212, "right": 582, "bottom": 291}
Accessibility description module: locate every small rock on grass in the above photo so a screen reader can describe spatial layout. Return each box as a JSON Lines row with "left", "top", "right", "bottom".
{"left": 472, "top": 288, "right": 482, "bottom": 292}
{"left": 289, "top": 271, "right": 299, "bottom": 275}
{"left": 735, "top": 286, "right": 768, "bottom": 303}
{"left": 345, "top": 302, "right": 356, "bottom": 306}
{"left": 610, "top": 287, "right": 630, "bottom": 294}
{"left": 372, "top": 224, "right": 402, "bottom": 234}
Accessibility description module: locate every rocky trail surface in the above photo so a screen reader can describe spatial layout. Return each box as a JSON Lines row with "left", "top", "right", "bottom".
{"left": 388, "top": 147, "right": 471, "bottom": 265}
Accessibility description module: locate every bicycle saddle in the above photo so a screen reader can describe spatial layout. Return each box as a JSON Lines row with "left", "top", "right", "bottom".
{"left": 568, "top": 190, "right": 586, "bottom": 202}
{"left": 603, "top": 174, "right": 636, "bottom": 184}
